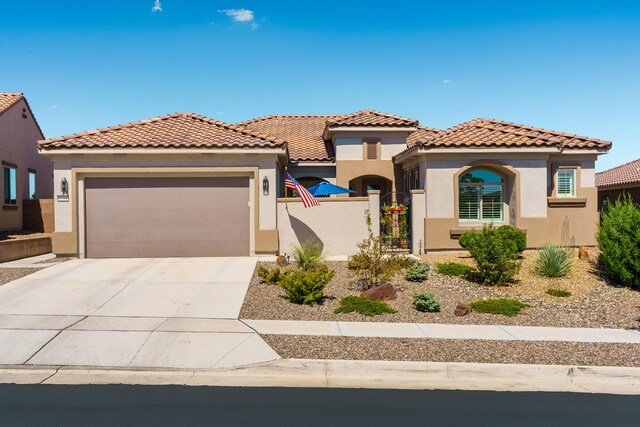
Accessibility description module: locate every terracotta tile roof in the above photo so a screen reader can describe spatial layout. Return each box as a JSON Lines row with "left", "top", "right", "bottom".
{"left": 0, "top": 92, "right": 24, "bottom": 115}
{"left": 407, "top": 125, "right": 444, "bottom": 148}
{"left": 412, "top": 118, "right": 612, "bottom": 150}
{"left": 326, "top": 110, "right": 418, "bottom": 128}
{"left": 238, "top": 114, "right": 339, "bottom": 161}
{"left": 596, "top": 158, "right": 640, "bottom": 187}
{"left": 38, "top": 112, "right": 287, "bottom": 150}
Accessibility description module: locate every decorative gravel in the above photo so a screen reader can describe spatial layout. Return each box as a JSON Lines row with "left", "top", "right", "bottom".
{"left": 263, "top": 335, "right": 640, "bottom": 367}
{"left": 240, "top": 256, "right": 640, "bottom": 329}
{"left": 36, "top": 257, "right": 73, "bottom": 264}
{"left": 0, "top": 268, "right": 40, "bottom": 286}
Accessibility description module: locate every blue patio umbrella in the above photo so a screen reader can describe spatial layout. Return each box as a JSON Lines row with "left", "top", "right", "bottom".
{"left": 306, "top": 181, "right": 355, "bottom": 197}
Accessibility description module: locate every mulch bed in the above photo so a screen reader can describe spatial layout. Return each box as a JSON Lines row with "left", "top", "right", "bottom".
{"left": 0, "top": 268, "right": 41, "bottom": 286}
{"left": 240, "top": 256, "right": 640, "bottom": 329}
{"left": 263, "top": 335, "right": 640, "bottom": 367}
{"left": 36, "top": 257, "right": 73, "bottom": 264}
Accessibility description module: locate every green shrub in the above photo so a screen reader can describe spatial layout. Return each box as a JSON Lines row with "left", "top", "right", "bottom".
{"left": 470, "top": 298, "right": 530, "bottom": 317}
{"left": 413, "top": 292, "right": 441, "bottom": 312}
{"left": 405, "top": 263, "right": 430, "bottom": 282}
{"left": 279, "top": 267, "right": 335, "bottom": 305}
{"left": 290, "top": 240, "right": 325, "bottom": 271}
{"left": 534, "top": 244, "right": 572, "bottom": 277}
{"left": 458, "top": 224, "right": 521, "bottom": 285}
{"left": 597, "top": 195, "right": 640, "bottom": 289}
{"left": 546, "top": 288, "right": 571, "bottom": 297}
{"left": 436, "top": 262, "right": 474, "bottom": 277}
{"left": 334, "top": 295, "right": 396, "bottom": 317}
{"left": 496, "top": 225, "right": 527, "bottom": 252}
{"left": 348, "top": 211, "right": 411, "bottom": 289}
{"left": 257, "top": 265, "right": 289, "bottom": 286}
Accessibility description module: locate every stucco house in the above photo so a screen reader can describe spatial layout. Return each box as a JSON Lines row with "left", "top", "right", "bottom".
{"left": 1, "top": 93, "right": 53, "bottom": 231}
{"left": 596, "top": 158, "right": 640, "bottom": 209}
{"left": 37, "top": 110, "right": 611, "bottom": 258}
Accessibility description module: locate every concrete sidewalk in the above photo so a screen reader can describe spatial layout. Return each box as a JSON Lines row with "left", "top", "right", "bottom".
{"left": 1, "top": 359, "right": 639, "bottom": 395}
{"left": 242, "top": 319, "right": 640, "bottom": 344}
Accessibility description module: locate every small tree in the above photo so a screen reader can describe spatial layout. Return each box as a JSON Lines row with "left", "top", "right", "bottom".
{"left": 459, "top": 224, "right": 524, "bottom": 285}
{"left": 597, "top": 195, "right": 640, "bottom": 289}
{"left": 348, "top": 210, "right": 409, "bottom": 290}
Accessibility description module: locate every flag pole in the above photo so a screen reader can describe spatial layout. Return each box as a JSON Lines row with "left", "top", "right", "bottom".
{"left": 284, "top": 166, "right": 288, "bottom": 208}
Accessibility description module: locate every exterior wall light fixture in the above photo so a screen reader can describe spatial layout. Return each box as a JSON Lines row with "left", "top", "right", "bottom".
{"left": 61, "top": 178, "right": 68, "bottom": 196}
{"left": 262, "top": 176, "right": 269, "bottom": 196}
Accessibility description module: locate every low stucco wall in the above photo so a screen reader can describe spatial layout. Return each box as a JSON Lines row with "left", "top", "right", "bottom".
{"left": 23, "top": 199, "right": 54, "bottom": 233}
{"left": 0, "top": 237, "right": 52, "bottom": 263}
{"left": 277, "top": 197, "right": 373, "bottom": 256}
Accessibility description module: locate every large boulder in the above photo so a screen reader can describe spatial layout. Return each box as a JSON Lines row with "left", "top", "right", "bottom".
{"left": 578, "top": 246, "right": 601, "bottom": 265}
{"left": 360, "top": 283, "right": 397, "bottom": 301}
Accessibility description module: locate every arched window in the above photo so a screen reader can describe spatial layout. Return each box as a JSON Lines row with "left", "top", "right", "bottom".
{"left": 459, "top": 169, "right": 504, "bottom": 221}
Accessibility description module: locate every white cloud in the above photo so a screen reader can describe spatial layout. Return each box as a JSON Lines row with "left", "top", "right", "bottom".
{"left": 50, "top": 105, "right": 59, "bottom": 110}
{"left": 442, "top": 79, "right": 451, "bottom": 84}
{"left": 152, "top": 0, "right": 163, "bottom": 13}
{"left": 218, "top": 9, "right": 258, "bottom": 29}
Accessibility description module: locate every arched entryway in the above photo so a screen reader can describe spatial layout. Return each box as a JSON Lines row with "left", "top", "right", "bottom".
{"left": 348, "top": 175, "right": 392, "bottom": 198}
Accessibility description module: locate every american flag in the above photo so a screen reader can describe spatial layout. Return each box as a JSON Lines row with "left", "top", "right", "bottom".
{"left": 285, "top": 172, "right": 320, "bottom": 208}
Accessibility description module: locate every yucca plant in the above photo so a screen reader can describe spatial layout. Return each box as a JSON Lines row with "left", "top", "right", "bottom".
{"left": 289, "top": 240, "right": 325, "bottom": 271}
{"left": 534, "top": 244, "right": 572, "bottom": 277}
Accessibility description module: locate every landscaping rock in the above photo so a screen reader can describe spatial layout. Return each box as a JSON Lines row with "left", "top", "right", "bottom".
{"left": 276, "top": 256, "right": 289, "bottom": 267}
{"left": 454, "top": 304, "right": 473, "bottom": 317}
{"left": 578, "top": 246, "right": 601, "bottom": 265}
{"left": 360, "top": 283, "right": 397, "bottom": 301}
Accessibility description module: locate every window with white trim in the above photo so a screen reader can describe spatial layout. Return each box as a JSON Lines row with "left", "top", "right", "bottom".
{"left": 3, "top": 164, "right": 17, "bottom": 205}
{"left": 557, "top": 168, "right": 576, "bottom": 197}
{"left": 28, "top": 170, "right": 37, "bottom": 199}
{"left": 459, "top": 169, "right": 504, "bottom": 221}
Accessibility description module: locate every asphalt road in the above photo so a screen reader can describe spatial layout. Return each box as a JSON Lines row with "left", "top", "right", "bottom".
{"left": 0, "top": 385, "right": 638, "bottom": 426}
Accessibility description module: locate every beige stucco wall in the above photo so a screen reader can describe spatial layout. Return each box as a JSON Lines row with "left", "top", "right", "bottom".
{"left": 413, "top": 152, "right": 602, "bottom": 250}
{"left": 277, "top": 194, "right": 378, "bottom": 256}
{"left": 0, "top": 99, "right": 52, "bottom": 230}
{"left": 46, "top": 152, "right": 281, "bottom": 256}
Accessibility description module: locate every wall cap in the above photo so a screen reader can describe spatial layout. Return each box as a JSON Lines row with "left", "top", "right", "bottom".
{"left": 547, "top": 197, "right": 587, "bottom": 207}
{"left": 410, "top": 189, "right": 425, "bottom": 194}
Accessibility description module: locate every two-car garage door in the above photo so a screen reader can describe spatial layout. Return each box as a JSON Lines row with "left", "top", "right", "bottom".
{"left": 84, "top": 177, "right": 250, "bottom": 258}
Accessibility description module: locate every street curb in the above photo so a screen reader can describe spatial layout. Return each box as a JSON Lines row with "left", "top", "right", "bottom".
{"left": 1, "top": 359, "right": 639, "bottom": 395}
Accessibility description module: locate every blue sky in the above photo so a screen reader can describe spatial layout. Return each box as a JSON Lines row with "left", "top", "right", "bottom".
{"left": 1, "top": 0, "right": 638, "bottom": 171}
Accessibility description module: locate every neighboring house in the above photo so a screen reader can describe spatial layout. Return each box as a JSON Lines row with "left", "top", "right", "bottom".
{"left": 596, "top": 158, "right": 640, "bottom": 208}
{"left": 0, "top": 93, "right": 53, "bottom": 231}
{"left": 37, "top": 110, "right": 611, "bottom": 258}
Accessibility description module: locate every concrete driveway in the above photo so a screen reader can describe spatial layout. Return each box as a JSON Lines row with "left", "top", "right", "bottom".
{"left": 0, "top": 258, "right": 279, "bottom": 369}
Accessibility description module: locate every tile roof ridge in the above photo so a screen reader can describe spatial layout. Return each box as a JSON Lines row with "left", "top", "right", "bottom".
{"left": 475, "top": 117, "right": 610, "bottom": 144}
{"left": 39, "top": 112, "right": 286, "bottom": 147}
{"left": 238, "top": 113, "right": 341, "bottom": 125}
{"left": 596, "top": 158, "right": 640, "bottom": 176}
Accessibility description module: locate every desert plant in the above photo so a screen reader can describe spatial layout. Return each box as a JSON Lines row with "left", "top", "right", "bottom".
{"left": 458, "top": 224, "right": 522, "bottom": 285}
{"left": 334, "top": 295, "right": 396, "bottom": 317}
{"left": 546, "top": 288, "right": 571, "bottom": 297}
{"left": 257, "top": 265, "right": 289, "bottom": 286}
{"left": 436, "top": 262, "right": 474, "bottom": 277}
{"left": 413, "top": 292, "right": 441, "bottom": 312}
{"left": 278, "top": 267, "right": 335, "bottom": 305}
{"left": 348, "top": 211, "right": 411, "bottom": 290}
{"left": 597, "top": 195, "right": 640, "bottom": 289}
{"left": 405, "top": 263, "right": 430, "bottom": 282}
{"left": 534, "top": 244, "right": 572, "bottom": 277}
{"left": 496, "top": 225, "right": 527, "bottom": 252}
{"left": 469, "top": 298, "right": 530, "bottom": 317}
{"left": 290, "top": 240, "right": 325, "bottom": 271}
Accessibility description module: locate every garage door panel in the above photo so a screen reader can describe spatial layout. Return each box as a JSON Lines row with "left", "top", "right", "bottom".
{"left": 85, "top": 177, "right": 250, "bottom": 258}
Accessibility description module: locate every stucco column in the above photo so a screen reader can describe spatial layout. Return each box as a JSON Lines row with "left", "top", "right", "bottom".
{"left": 367, "top": 190, "right": 380, "bottom": 237}
{"left": 411, "top": 189, "right": 426, "bottom": 254}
